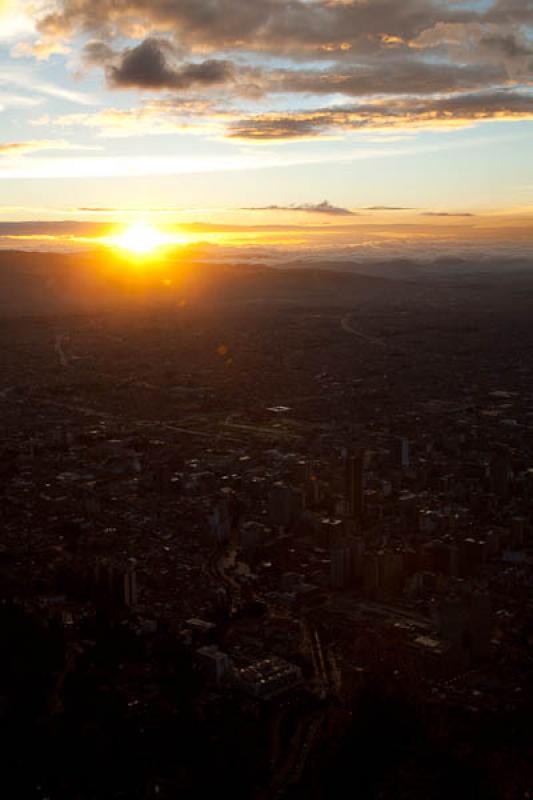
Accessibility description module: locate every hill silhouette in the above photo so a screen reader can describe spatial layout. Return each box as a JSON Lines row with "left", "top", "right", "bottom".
{"left": 0, "top": 249, "right": 402, "bottom": 315}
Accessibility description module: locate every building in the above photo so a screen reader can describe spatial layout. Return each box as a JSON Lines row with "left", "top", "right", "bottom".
{"left": 88, "top": 562, "right": 138, "bottom": 609}
{"left": 294, "top": 458, "right": 312, "bottom": 485}
{"left": 490, "top": 447, "right": 511, "bottom": 497}
{"left": 331, "top": 544, "right": 354, "bottom": 589}
{"left": 319, "top": 517, "right": 344, "bottom": 548}
{"left": 377, "top": 550, "right": 404, "bottom": 594}
{"left": 123, "top": 567, "right": 138, "bottom": 607}
{"left": 197, "top": 645, "right": 231, "bottom": 685}
{"left": 346, "top": 452, "right": 364, "bottom": 520}
{"left": 268, "top": 482, "right": 295, "bottom": 529}
{"left": 208, "top": 503, "right": 231, "bottom": 545}
{"left": 240, "top": 520, "right": 268, "bottom": 551}
{"left": 393, "top": 436, "right": 410, "bottom": 469}
{"left": 186, "top": 618, "right": 216, "bottom": 644}
{"left": 435, "top": 588, "right": 492, "bottom": 664}
{"left": 233, "top": 656, "right": 303, "bottom": 700}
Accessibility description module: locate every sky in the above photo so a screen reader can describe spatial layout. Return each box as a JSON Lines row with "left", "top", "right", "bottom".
{"left": 1, "top": 0, "right": 532, "bottom": 260}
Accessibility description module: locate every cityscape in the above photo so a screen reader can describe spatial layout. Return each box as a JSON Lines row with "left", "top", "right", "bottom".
{"left": 1, "top": 257, "right": 533, "bottom": 797}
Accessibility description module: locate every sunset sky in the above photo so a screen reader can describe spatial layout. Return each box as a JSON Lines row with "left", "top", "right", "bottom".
{"left": 1, "top": 0, "right": 532, "bottom": 259}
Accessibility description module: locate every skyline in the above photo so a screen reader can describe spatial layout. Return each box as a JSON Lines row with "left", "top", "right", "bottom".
{"left": 0, "top": 0, "right": 532, "bottom": 257}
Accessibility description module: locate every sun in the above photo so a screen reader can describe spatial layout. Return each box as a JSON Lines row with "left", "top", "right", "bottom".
{"left": 113, "top": 222, "right": 170, "bottom": 254}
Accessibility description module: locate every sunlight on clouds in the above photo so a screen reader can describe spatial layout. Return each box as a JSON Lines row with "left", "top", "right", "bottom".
{"left": 0, "top": 0, "right": 35, "bottom": 40}
{"left": 11, "top": 38, "right": 70, "bottom": 60}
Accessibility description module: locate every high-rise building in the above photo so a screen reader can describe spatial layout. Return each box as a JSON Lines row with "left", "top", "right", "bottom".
{"left": 331, "top": 538, "right": 365, "bottom": 588}
{"left": 209, "top": 503, "right": 231, "bottom": 545}
{"left": 396, "top": 437, "right": 410, "bottom": 469}
{"left": 269, "top": 482, "right": 304, "bottom": 529}
{"left": 435, "top": 588, "right": 492, "bottom": 664}
{"left": 123, "top": 567, "right": 137, "bottom": 607}
{"left": 490, "top": 447, "right": 511, "bottom": 497}
{"left": 345, "top": 452, "right": 364, "bottom": 520}
{"left": 294, "top": 458, "right": 312, "bottom": 485}
{"left": 331, "top": 545, "right": 354, "bottom": 589}
{"left": 377, "top": 550, "right": 404, "bottom": 593}
{"left": 196, "top": 645, "right": 231, "bottom": 685}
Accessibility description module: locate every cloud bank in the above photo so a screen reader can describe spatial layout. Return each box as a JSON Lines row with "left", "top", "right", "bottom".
{"left": 28, "top": 0, "right": 533, "bottom": 140}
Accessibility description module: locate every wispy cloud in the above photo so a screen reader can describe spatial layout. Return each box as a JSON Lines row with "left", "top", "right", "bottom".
{"left": 0, "top": 139, "right": 99, "bottom": 156}
{"left": 241, "top": 201, "right": 357, "bottom": 217}
{"left": 0, "top": 68, "right": 97, "bottom": 106}
{"left": 364, "top": 206, "right": 417, "bottom": 211}
{"left": 421, "top": 211, "right": 476, "bottom": 217}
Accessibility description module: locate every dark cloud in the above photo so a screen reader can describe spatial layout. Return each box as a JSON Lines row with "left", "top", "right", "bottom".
{"left": 243, "top": 201, "right": 357, "bottom": 216}
{"left": 90, "top": 39, "right": 510, "bottom": 100}
{"left": 106, "top": 38, "right": 235, "bottom": 90}
{"left": 421, "top": 212, "right": 476, "bottom": 217}
{"left": 266, "top": 61, "right": 508, "bottom": 97}
{"left": 97, "top": 40, "right": 530, "bottom": 101}
{"left": 39, "top": 0, "right": 464, "bottom": 54}
{"left": 484, "top": 0, "right": 533, "bottom": 25}
{"left": 479, "top": 32, "right": 533, "bottom": 59}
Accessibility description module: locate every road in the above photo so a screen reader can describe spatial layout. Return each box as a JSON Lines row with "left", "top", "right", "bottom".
{"left": 340, "top": 313, "right": 386, "bottom": 347}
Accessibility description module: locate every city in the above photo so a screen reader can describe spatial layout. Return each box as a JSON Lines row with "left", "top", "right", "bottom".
{"left": 1, "top": 261, "right": 532, "bottom": 797}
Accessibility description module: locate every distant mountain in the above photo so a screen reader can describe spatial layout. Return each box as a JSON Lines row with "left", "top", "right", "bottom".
{"left": 0, "top": 249, "right": 402, "bottom": 316}
{"left": 277, "top": 256, "right": 533, "bottom": 280}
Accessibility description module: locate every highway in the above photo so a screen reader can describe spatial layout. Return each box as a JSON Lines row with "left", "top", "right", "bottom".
{"left": 340, "top": 313, "right": 386, "bottom": 347}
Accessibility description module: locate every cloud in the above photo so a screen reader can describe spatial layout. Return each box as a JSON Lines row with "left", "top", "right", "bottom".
{"left": 50, "top": 98, "right": 228, "bottom": 137}
{"left": 411, "top": 20, "right": 533, "bottom": 79}
{"left": 0, "top": 68, "right": 97, "bottom": 105}
{"left": 34, "top": 0, "right": 533, "bottom": 67}
{"left": 86, "top": 36, "right": 518, "bottom": 100}
{"left": 0, "top": 139, "right": 96, "bottom": 155}
{"left": 11, "top": 39, "right": 70, "bottom": 60}
{"left": 242, "top": 201, "right": 357, "bottom": 216}
{"left": 34, "top": 0, "right": 479, "bottom": 56}
{"left": 264, "top": 60, "right": 509, "bottom": 98}
{"left": 227, "top": 90, "right": 533, "bottom": 140}
{"left": 0, "top": 92, "right": 44, "bottom": 112}
{"left": 3, "top": 211, "right": 533, "bottom": 265}
{"left": 485, "top": 0, "right": 533, "bottom": 26}
{"left": 421, "top": 211, "right": 476, "bottom": 217}
{"left": 0, "top": 220, "right": 114, "bottom": 236}
{"left": 105, "top": 38, "right": 235, "bottom": 90}
{"left": 480, "top": 32, "right": 532, "bottom": 60}
{"left": 21, "top": 0, "right": 533, "bottom": 143}
{"left": 44, "top": 84, "right": 533, "bottom": 143}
